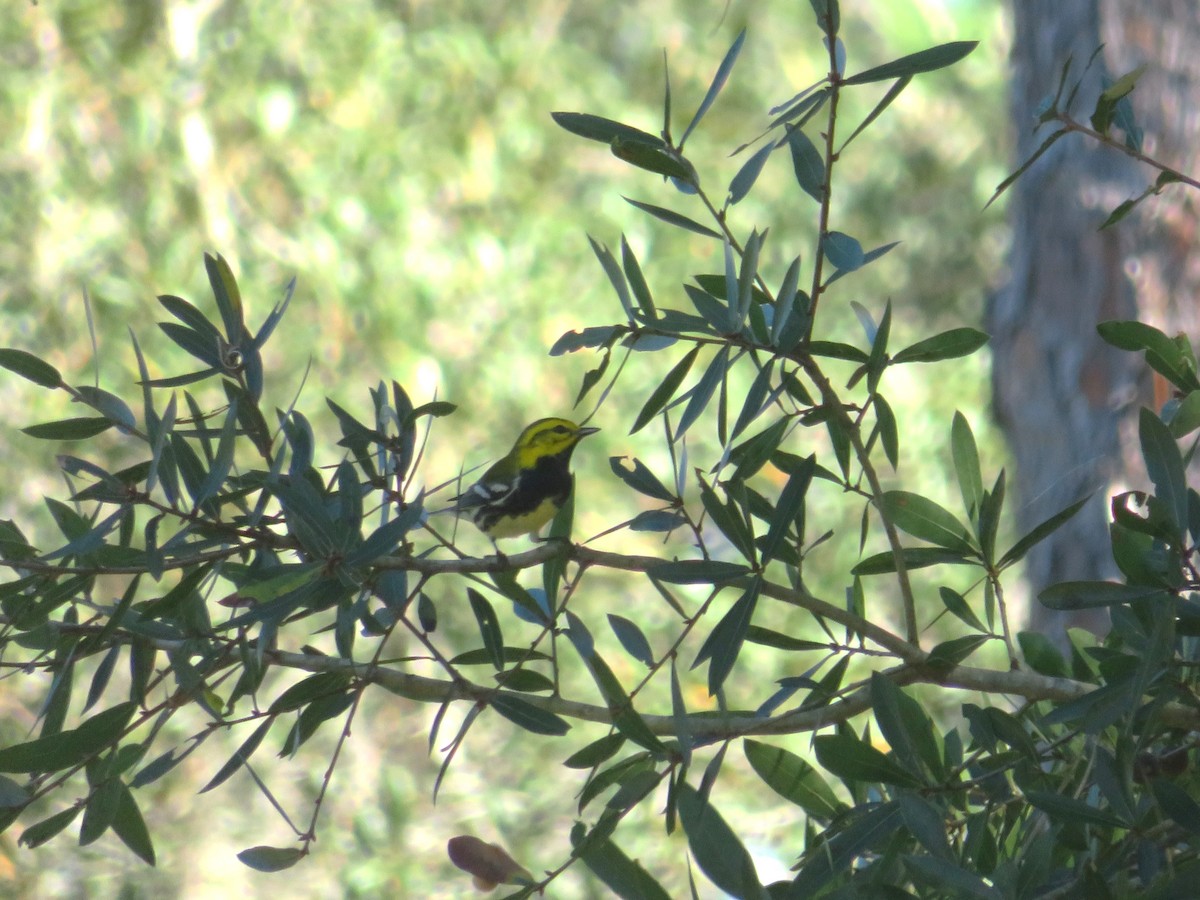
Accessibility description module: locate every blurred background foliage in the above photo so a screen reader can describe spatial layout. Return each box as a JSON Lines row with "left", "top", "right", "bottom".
{"left": 1, "top": 0, "right": 1010, "bottom": 896}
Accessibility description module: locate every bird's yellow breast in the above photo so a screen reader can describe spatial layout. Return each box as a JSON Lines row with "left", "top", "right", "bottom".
{"left": 481, "top": 497, "right": 562, "bottom": 538}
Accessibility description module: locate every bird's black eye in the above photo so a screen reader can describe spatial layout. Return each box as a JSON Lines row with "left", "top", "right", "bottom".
{"left": 553, "top": 425, "right": 569, "bottom": 433}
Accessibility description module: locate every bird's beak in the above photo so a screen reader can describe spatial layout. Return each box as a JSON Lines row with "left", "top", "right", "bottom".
{"left": 577, "top": 426, "right": 600, "bottom": 437}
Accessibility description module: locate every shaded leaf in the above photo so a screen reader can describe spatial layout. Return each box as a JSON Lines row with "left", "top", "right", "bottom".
{"left": 649, "top": 559, "right": 749, "bottom": 584}
{"left": 490, "top": 695, "right": 569, "bottom": 736}
{"left": 743, "top": 739, "right": 842, "bottom": 821}
{"left": 813, "top": 732, "right": 922, "bottom": 787}
{"left": 22, "top": 418, "right": 113, "bottom": 441}
{"left": 237, "top": 845, "right": 305, "bottom": 872}
{"left": 609, "top": 457, "right": 676, "bottom": 502}
{"left": 0, "top": 348, "right": 63, "bottom": 388}
{"left": 822, "top": 231, "right": 864, "bottom": 272}
{"left": 676, "top": 783, "right": 766, "bottom": 900}
{"left": 0, "top": 702, "right": 136, "bottom": 773}
{"left": 902, "top": 855, "right": 1002, "bottom": 900}
{"left": 564, "top": 734, "right": 625, "bottom": 769}
{"left": 624, "top": 197, "right": 722, "bottom": 239}
{"left": 788, "top": 127, "right": 825, "bottom": 201}
{"left": 892, "top": 328, "right": 989, "bottom": 364}
{"left": 552, "top": 112, "right": 665, "bottom": 148}
{"left": 550, "top": 325, "right": 625, "bottom": 356}
{"left": 854, "top": 545, "right": 976, "bottom": 575}
{"left": 575, "top": 830, "right": 672, "bottom": 900}
{"left": 609, "top": 614, "right": 655, "bottom": 667}
{"left": 631, "top": 346, "right": 700, "bottom": 434}
{"left": 680, "top": 28, "right": 746, "bottom": 148}
{"left": 879, "top": 491, "right": 975, "bottom": 553}
{"left": 728, "top": 141, "right": 775, "bottom": 205}
{"left": 843, "top": 41, "right": 977, "bottom": 85}
{"left": 999, "top": 495, "right": 1090, "bottom": 567}
{"left": 1039, "top": 580, "right": 1169, "bottom": 610}
{"left": 1140, "top": 407, "right": 1188, "bottom": 535}
{"left": 698, "top": 582, "right": 758, "bottom": 695}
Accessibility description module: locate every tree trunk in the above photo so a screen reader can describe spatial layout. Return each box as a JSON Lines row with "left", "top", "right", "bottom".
{"left": 992, "top": 0, "right": 1200, "bottom": 646}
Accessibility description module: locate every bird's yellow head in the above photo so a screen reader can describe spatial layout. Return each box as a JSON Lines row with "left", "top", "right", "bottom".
{"left": 510, "top": 418, "right": 599, "bottom": 469}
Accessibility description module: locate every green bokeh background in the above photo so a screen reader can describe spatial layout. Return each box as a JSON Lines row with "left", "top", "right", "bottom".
{"left": 0, "top": 1, "right": 1014, "bottom": 896}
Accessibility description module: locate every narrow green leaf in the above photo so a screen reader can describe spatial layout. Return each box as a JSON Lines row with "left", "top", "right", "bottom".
{"left": 699, "top": 582, "right": 759, "bottom": 695}
{"left": 925, "top": 634, "right": 990, "bottom": 670}
{"left": 839, "top": 75, "right": 911, "bottom": 151}
{"left": 18, "top": 806, "right": 81, "bottom": 849}
{"left": 550, "top": 325, "right": 625, "bottom": 356}
{"left": 552, "top": 112, "right": 666, "bottom": 148}
{"left": 1025, "top": 790, "right": 1126, "bottom": 829}
{"left": 730, "top": 359, "right": 774, "bottom": 441}
{"left": 589, "top": 235, "right": 634, "bottom": 321}
{"left": 676, "top": 783, "right": 766, "bottom": 900}
{"left": 200, "top": 724, "right": 273, "bottom": 792}
{"left": 0, "top": 348, "right": 64, "bottom": 388}
{"left": 986, "top": 128, "right": 1068, "bottom": 209}
{"left": 0, "top": 702, "right": 136, "bottom": 773}
{"left": 902, "top": 855, "right": 1002, "bottom": 900}
{"left": 760, "top": 454, "right": 814, "bottom": 563}
{"left": 575, "top": 831, "right": 672, "bottom": 900}
{"left": 111, "top": 782, "right": 155, "bottom": 865}
{"left": 611, "top": 138, "right": 697, "bottom": 184}
{"left": 623, "top": 197, "right": 722, "bottom": 239}
{"left": 869, "top": 673, "right": 939, "bottom": 780}
{"left": 566, "top": 614, "right": 667, "bottom": 755}
{"left": 813, "top": 733, "right": 922, "bottom": 787}
{"left": 649, "top": 559, "right": 749, "bottom": 584}
{"left": 878, "top": 491, "right": 976, "bottom": 554}
{"left": 267, "top": 672, "right": 351, "bottom": 715}
{"left": 22, "top": 417, "right": 113, "bottom": 441}
{"left": 788, "top": 127, "right": 825, "bottom": 202}
{"left": 680, "top": 28, "right": 746, "bottom": 147}
{"left": 467, "top": 588, "right": 505, "bottom": 671}
{"left": 728, "top": 141, "right": 775, "bottom": 206}
{"left": 743, "top": 739, "right": 842, "bottom": 821}
{"left": 951, "top": 412, "right": 983, "bottom": 521}
{"left": 79, "top": 775, "right": 123, "bottom": 845}
{"left": 631, "top": 346, "right": 700, "bottom": 434}
{"left": 897, "top": 793, "right": 953, "bottom": 861}
{"left": 999, "top": 495, "right": 1090, "bottom": 567}
{"left": 490, "top": 694, "right": 569, "bottom": 736}
{"left": 892, "top": 328, "right": 989, "bottom": 364}
{"left": 938, "top": 586, "right": 986, "bottom": 632}
{"left": 1098, "top": 320, "right": 1199, "bottom": 390}
{"left": 621, "top": 237, "right": 656, "bottom": 319}
{"left": 843, "top": 41, "right": 977, "bottom": 85}
{"left": 675, "top": 347, "right": 729, "bottom": 441}
{"left": 75, "top": 386, "right": 136, "bottom": 432}
{"left": 1140, "top": 407, "right": 1188, "bottom": 535}
{"left": 609, "top": 614, "right": 655, "bottom": 667}
{"left": 854, "top": 545, "right": 975, "bottom": 575}
{"left": 564, "top": 734, "right": 625, "bottom": 769}
{"left": 609, "top": 457, "right": 676, "bottom": 502}
{"left": 237, "top": 845, "right": 305, "bottom": 872}
{"left": 1039, "top": 581, "right": 1168, "bottom": 610}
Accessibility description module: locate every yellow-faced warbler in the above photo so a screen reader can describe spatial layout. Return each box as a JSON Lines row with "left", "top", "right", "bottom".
{"left": 449, "top": 417, "right": 599, "bottom": 541}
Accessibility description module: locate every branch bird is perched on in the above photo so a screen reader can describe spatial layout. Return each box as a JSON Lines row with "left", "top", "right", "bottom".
{"left": 449, "top": 418, "right": 599, "bottom": 543}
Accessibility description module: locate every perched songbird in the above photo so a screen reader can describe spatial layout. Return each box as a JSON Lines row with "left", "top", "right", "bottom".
{"left": 449, "top": 417, "right": 599, "bottom": 541}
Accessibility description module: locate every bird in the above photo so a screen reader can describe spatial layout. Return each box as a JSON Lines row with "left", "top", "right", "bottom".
{"left": 447, "top": 417, "right": 600, "bottom": 542}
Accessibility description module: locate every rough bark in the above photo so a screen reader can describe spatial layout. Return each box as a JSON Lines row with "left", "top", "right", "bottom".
{"left": 992, "top": 1, "right": 1200, "bottom": 645}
